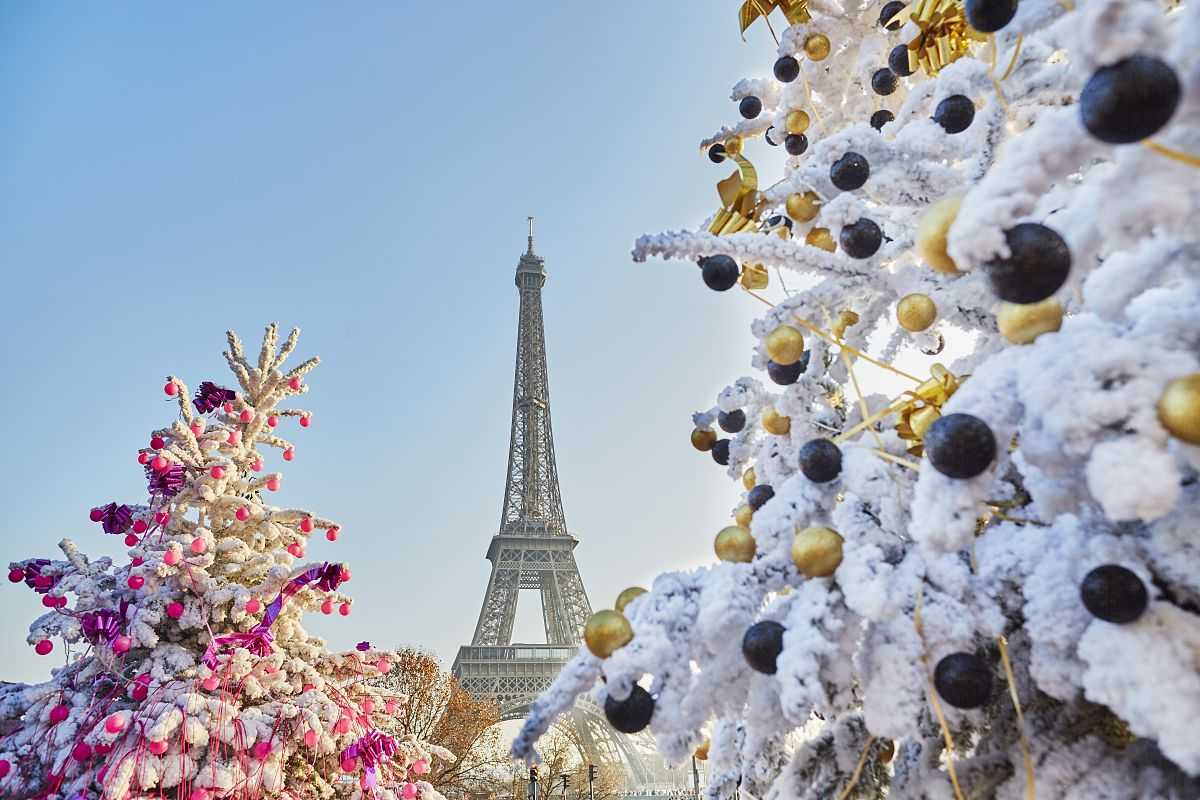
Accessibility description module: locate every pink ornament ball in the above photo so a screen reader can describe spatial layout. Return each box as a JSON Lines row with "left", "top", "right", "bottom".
{"left": 112, "top": 635, "right": 132, "bottom": 655}
{"left": 341, "top": 756, "right": 358, "bottom": 772}
{"left": 361, "top": 699, "right": 375, "bottom": 714}
{"left": 0, "top": 759, "right": 10, "bottom": 778}
{"left": 266, "top": 477, "right": 280, "bottom": 492}
{"left": 167, "top": 602, "right": 184, "bottom": 619}
{"left": 127, "top": 576, "right": 145, "bottom": 590}
{"left": 267, "top": 415, "right": 278, "bottom": 428}
{"left": 131, "top": 557, "right": 144, "bottom": 567}
{"left": 412, "top": 759, "right": 430, "bottom": 776}
{"left": 223, "top": 402, "right": 234, "bottom": 414}
{"left": 190, "top": 538, "right": 207, "bottom": 554}
{"left": 283, "top": 448, "right": 295, "bottom": 462}
{"left": 288, "top": 376, "right": 302, "bottom": 391}
{"left": 151, "top": 455, "right": 169, "bottom": 473}
{"left": 287, "top": 543, "right": 304, "bottom": 558}
{"left": 227, "top": 430, "right": 240, "bottom": 445}
{"left": 385, "top": 699, "right": 398, "bottom": 714}
{"left": 49, "top": 704, "right": 69, "bottom": 724}
{"left": 303, "top": 729, "right": 318, "bottom": 748}
{"left": 236, "top": 507, "right": 251, "bottom": 522}
{"left": 402, "top": 782, "right": 419, "bottom": 799}
{"left": 339, "top": 566, "right": 352, "bottom": 583}
{"left": 155, "top": 511, "right": 171, "bottom": 525}
{"left": 131, "top": 684, "right": 148, "bottom": 701}
{"left": 42, "top": 594, "right": 57, "bottom": 608}
{"left": 202, "top": 675, "right": 220, "bottom": 691}
{"left": 253, "top": 741, "right": 272, "bottom": 759}
{"left": 338, "top": 602, "right": 351, "bottom": 617}
{"left": 137, "top": 452, "right": 151, "bottom": 465}
{"left": 150, "top": 436, "right": 165, "bottom": 450}
{"left": 299, "top": 517, "right": 314, "bottom": 533}
{"left": 164, "top": 382, "right": 177, "bottom": 396}
{"left": 124, "top": 535, "right": 139, "bottom": 547}
{"left": 89, "top": 507, "right": 105, "bottom": 522}
{"left": 320, "top": 599, "right": 334, "bottom": 615}
{"left": 164, "top": 548, "right": 181, "bottom": 566}
{"left": 191, "top": 422, "right": 204, "bottom": 437}
{"left": 245, "top": 598, "right": 262, "bottom": 614}
{"left": 104, "top": 713, "right": 126, "bottom": 733}
{"left": 34, "top": 640, "right": 53, "bottom": 655}
{"left": 334, "top": 716, "right": 351, "bottom": 734}
{"left": 240, "top": 409, "right": 254, "bottom": 423}
{"left": 375, "top": 659, "right": 392, "bottom": 674}
{"left": 251, "top": 458, "right": 264, "bottom": 472}
{"left": 132, "top": 519, "right": 148, "bottom": 534}
{"left": 190, "top": 790, "right": 209, "bottom": 800}
{"left": 326, "top": 527, "right": 339, "bottom": 542}
{"left": 210, "top": 466, "right": 226, "bottom": 480}
{"left": 7, "top": 567, "right": 24, "bottom": 583}
{"left": 95, "top": 743, "right": 111, "bottom": 756}
{"left": 148, "top": 739, "right": 168, "bottom": 755}
{"left": 299, "top": 415, "right": 311, "bottom": 428}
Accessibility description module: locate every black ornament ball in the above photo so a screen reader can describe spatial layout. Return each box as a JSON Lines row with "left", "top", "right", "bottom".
{"left": 830, "top": 152, "right": 870, "bottom": 191}
{"left": 604, "top": 685, "right": 655, "bottom": 734}
{"left": 719, "top": 409, "right": 747, "bottom": 433}
{"left": 785, "top": 133, "right": 809, "bottom": 156}
{"left": 700, "top": 255, "right": 740, "bottom": 292}
{"left": 870, "top": 109, "right": 895, "bottom": 131}
{"left": 747, "top": 484, "right": 775, "bottom": 511}
{"left": 774, "top": 55, "right": 801, "bottom": 83}
{"left": 767, "top": 353, "right": 809, "bottom": 385}
{"left": 766, "top": 214, "right": 793, "bottom": 231}
{"left": 740, "top": 95, "right": 763, "bottom": 119}
{"left": 934, "top": 94, "right": 976, "bottom": 134}
{"left": 924, "top": 413, "right": 996, "bottom": 479}
{"left": 1081, "top": 565, "right": 1148, "bottom": 624}
{"left": 708, "top": 143, "right": 727, "bottom": 163}
{"left": 765, "top": 126, "right": 781, "bottom": 146}
{"left": 888, "top": 45, "right": 914, "bottom": 77}
{"left": 984, "top": 223, "right": 1071, "bottom": 303}
{"left": 871, "top": 68, "right": 899, "bottom": 96}
{"left": 840, "top": 218, "right": 883, "bottom": 259}
{"left": 711, "top": 439, "right": 731, "bottom": 466}
{"left": 1079, "top": 55, "right": 1181, "bottom": 144}
{"left": 799, "top": 439, "right": 842, "bottom": 483}
{"left": 742, "top": 620, "right": 786, "bottom": 674}
{"left": 965, "top": 0, "right": 1018, "bottom": 32}
{"left": 879, "top": 1, "right": 906, "bottom": 29}
{"left": 934, "top": 652, "right": 993, "bottom": 709}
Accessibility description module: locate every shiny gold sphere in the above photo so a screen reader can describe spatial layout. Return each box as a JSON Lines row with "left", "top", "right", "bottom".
{"left": 694, "top": 740, "right": 711, "bottom": 761}
{"left": 785, "top": 109, "right": 810, "bottom": 135}
{"left": 805, "top": 227, "right": 837, "bottom": 252}
{"left": 896, "top": 294, "right": 938, "bottom": 332}
{"left": 584, "top": 610, "right": 633, "bottom": 658}
{"left": 765, "top": 325, "right": 805, "bottom": 365}
{"left": 691, "top": 428, "right": 718, "bottom": 452}
{"left": 997, "top": 298, "right": 1063, "bottom": 345}
{"left": 804, "top": 33, "right": 831, "bottom": 61}
{"left": 734, "top": 504, "right": 754, "bottom": 528}
{"left": 762, "top": 407, "right": 792, "bottom": 436}
{"left": 714, "top": 525, "right": 756, "bottom": 563}
{"left": 916, "top": 196, "right": 963, "bottom": 274}
{"left": 724, "top": 135, "right": 744, "bottom": 156}
{"left": 786, "top": 191, "right": 821, "bottom": 223}
{"left": 742, "top": 467, "right": 757, "bottom": 490}
{"left": 877, "top": 739, "right": 896, "bottom": 764}
{"left": 615, "top": 587, "right": 647, "bottom": 614}
{"left": 791, "top": 526, "right": 843, "bottom": 578}
{"left": 1157, "top": 374, "right": 1200, "bottom": 444}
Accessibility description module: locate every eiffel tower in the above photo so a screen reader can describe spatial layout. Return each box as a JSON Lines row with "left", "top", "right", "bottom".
{"left": 452, "top": 222, "right": 660, "bottom": 785}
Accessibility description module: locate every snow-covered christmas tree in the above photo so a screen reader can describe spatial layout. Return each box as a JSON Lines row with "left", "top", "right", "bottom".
{"left": 2, "top": 325, "right": 448, "bottom": 800}
{"left": 514, "top": 0, "right": 1200, "bottom": 797}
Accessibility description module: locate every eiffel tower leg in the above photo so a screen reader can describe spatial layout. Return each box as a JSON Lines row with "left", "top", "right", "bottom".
{"left": 471, "top": 566, "right": 519, "bottom": 646}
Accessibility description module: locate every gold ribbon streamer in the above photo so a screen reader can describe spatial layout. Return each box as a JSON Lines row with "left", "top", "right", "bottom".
{"left": 835, "top": 735, "right": 877, "bottom": 800}
{"left": 998, "top": 636, "right": 1037, "bottom": 800}
{"left": 1143, "top": 140, "right": 1200, "bottom": 168}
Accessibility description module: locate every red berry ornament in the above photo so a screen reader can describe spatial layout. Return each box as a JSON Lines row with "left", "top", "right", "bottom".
{"left": 164, "top": 382, "right": 177, "bottom": 396}
{"left": 35, "top": 640, "right": 53, "bottom": 655}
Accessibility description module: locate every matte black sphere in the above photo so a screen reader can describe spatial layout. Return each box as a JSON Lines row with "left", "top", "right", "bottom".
{"left": 747, "top": 484, "right": 775, "bottom": 511}
{"left": 742, "top": 621, "right": 786, "bottom": 674}
{"left": 965, "top": 0, "right": 1018, "bottom": 32}
{"left": 765, "top": 126, "right": 781, "bottom": 146}
{"left": 934, "top": 94, "right": 976, "bottom": 134}
{"left": 870, "top": 109, "right": 895, "bottom": 131}
{"left": 1081, "top": 565, "right": 1148, "bottom": 624}
{"left": 871, "top": 68, "right": 899, "bottom": 96}
{"left": 604, "top": 686, "right": 655, "bottom": 734}
{"left": 934, "top": 652, "right": 993, "bottom": 709}
{"left": 925, "top": 413, "right": 996, "bottom": 479}
{"left": 740, "top": 95, "right": 763, "bottom": 120}
{"left": 767, "top": 353, "right": 809, "bottom": 385}
{"left": 785, "top": 133, "right": 809, "bottom": 156}
{"left": 700, "top": 255, "right": 741, "bottom": 292}
{"left": 840, "top": 218, "right": 883, "bottom": 259}
{"left": 774, "top": 55, "right": 801, "bottom": 83}
{"left": 1080, "top": 55, "right": 1181, "bottom": 144}
{"left": 879, "top": 1, "right": 906, "bottom": 29}
{"left": 984, "top": 223, "right": 1071, "bottom": 303}
{"left": 799, "top": 439, "right": 842, "bottom": 483}
{"left": 888, "top": 45, "right": 914, "bottom": 77}
{"left": 766, "top": 214, "right": 793, "bottom": 231}
{"left": 719, "top": 409, "right": 747, "bottom": 433}
{"left": 711, "top": 439, "right": 731, "bottom": 466}
{"left": 830, "top": 152, "right": 870, "bottom": 191}
{"left": 708, "top": 143, "right": 727, "bottom": 163}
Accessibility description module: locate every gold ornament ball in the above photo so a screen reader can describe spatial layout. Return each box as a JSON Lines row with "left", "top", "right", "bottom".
{"left": 806, "top": 227, "right": 837, "bottom": 252}
{"left": 694, "top": 740, "right": 711, "bottom": 761}
{"left": 791, "top": 526, "right": 844, "bottom": 578}
{"left": 897, "top": 293, "right": 938, "bottom": 332}
{"left": 691, "top": 428, "right": 717, "bottom": 452}
{"left": 742, "top": 467, "right": 757, "bottom": 490}
{"left": 1157, "top": 374, "right": 1200, "bottom": 444}
{"left": 762, "top": 407, "right": 792, "bottom": 435}
{"left": 997, "top": 298, "right": 1064, "bottom": 345}
{"left": 916, "top": 196, "right": 963, "bottom": 274}
{"left": 804, "top": 33, "right": 831, "bottom": 61}
{"left": 734, "top": 504, "right": 754, "bottom": 528}
{"left": 785, "top": 109, "right": 810, "bottom": 134}
{"left": 583, "top": 610, "right": 633, "bottom": 658}
{"left": 615, "top": 586, "right": 647, "bottom": 614}
{"left": 877, "top": 740, "right": 896, "bottom": 764}
{"left": 766, "top": 325, "right": 805, "bottom": 365}
{"left": 714, "top": 525, "right": 756, "bottom": 563}
{"left": 786, "top": 191, "right": 821, "bottom": 223}
{"left": 724, "top": 135, "right": 744, "bottom": 156}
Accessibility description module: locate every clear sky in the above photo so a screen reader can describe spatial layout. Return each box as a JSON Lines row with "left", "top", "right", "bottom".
{"left": 0, "top": 2, "right": 788, "bottom": 682}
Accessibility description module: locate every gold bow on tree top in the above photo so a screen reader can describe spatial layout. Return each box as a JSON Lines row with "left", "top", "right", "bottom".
{"left": 739, "top": 0, "right": 811, "bottom": 37}
{"left": 895, "top": 364, "right": 961, "bottom": 455}
{"left": 893, "top": 0, "right": 986, "bottom": 76}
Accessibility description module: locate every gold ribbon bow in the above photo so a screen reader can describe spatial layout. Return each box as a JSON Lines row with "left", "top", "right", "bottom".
{"left": 894, "top": 364, "right": 961, "bottom": 455}
{"left": 900, "top": 0, "right": 985, "bottom": 76}
{"left": 708, "top": 153, "right": 764, "bottom": 236}
{"left": 739, "top": 0, "right": 811, "bottom": 38}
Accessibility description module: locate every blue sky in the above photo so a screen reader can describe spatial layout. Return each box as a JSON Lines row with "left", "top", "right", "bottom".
{"left": 0, "top": 2, "right": 784, "bottom": 682}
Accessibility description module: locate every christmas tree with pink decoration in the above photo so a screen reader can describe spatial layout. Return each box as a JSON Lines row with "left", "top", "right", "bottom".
{"left": 1, "top": 324, "right": 448, "bottom": 800}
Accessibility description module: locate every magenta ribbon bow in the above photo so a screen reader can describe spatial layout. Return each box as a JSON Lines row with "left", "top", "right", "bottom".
{"left": 95, "top": 503, "right": 134, "bottom": 535}
{"left": 342, "top": 730, "right": 398, "bottom": 783}
{"left": 202, "top": 562, "right": 345, "bottom": 668}
{"left": 193, "top": 381, "right": 236, "bottom": 414}
{"left": 146, "top": 463, "right": 185, "bottom": 498}
{"left": 81, "top": 600, "right": 130, "bottom": 647}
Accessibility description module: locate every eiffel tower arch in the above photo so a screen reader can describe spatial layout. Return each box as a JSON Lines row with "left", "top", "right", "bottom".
{"left": 452, "top": 222, "right": 666, "bottom": 787}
